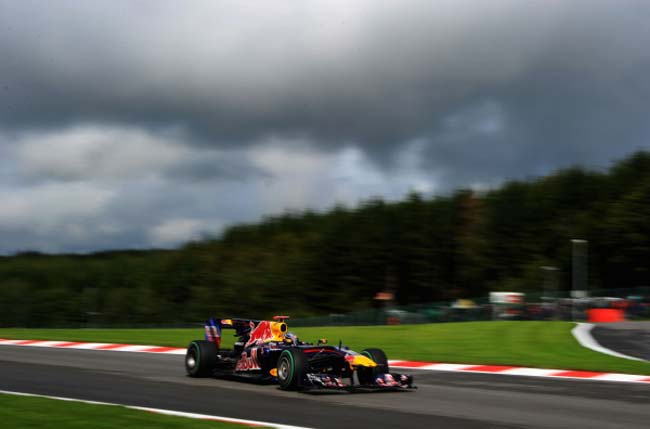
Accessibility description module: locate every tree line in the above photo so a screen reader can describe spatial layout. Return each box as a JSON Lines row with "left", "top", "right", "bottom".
{"left": 1, "top": 152, "right": 649, "bottom": 327}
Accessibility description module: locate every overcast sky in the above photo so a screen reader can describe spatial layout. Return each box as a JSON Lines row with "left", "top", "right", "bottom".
{"left": 1, "top": 0, "right": 649, "bottom": 254}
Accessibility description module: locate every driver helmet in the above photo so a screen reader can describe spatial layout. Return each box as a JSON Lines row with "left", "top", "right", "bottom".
{"left": 285, "top": 331, "right": 299, "bottom": 343}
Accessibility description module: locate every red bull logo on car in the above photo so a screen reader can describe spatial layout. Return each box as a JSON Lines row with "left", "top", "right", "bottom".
{"left": 245, "top": 321, "right": 274, "bottom": 347}
{"left": 242, "top": 320, "right": 288, "bottom": 347}
{"left": 235, "top": 349, "right": 261, "bottom": 371}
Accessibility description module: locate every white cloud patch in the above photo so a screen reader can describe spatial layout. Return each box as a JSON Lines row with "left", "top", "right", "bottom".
{"left": 327, "top": 143, "right": 439, "bottom": 203}
{"left": 149, "top": 218, "right": 222, "bottom": 247}
{"left": 7, "top": 124, "right": 267, "bottom": 184}
{"left": 0, "top": 182, "right": 115, "bottom": 231}
{"left": 247, "top": 141, "right": 438, "bottom": 213}
{"left": 11, "top": 125, "right": 189, "bottom": 181}
{"left": 248, "top": 140, "right": 337, "bottom": 211}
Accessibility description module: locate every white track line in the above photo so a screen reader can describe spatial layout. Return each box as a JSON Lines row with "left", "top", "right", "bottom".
{"left": 21, "top": 340, "right": 70, "bottom": 347}
{"left": 571, "top": 323, "right": 646, "bottom": 361}
{"left": 0, "top": 390, "right": 311, "bottom": 429}
{"left": 65, "top": 342, "right": 111, "bottom": 350}
{"left": 499, "top": 367, "right": 560, "bottom": 377}
{"left": 424, "top": 363, "right": 473, "bottom": 371}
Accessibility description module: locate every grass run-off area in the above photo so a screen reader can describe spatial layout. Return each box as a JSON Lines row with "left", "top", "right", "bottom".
{"left": 0, "top": 393, "right": 268, "bottom": 429}
{"left": 1, "top": 321, "right": 649, "bottom": 375}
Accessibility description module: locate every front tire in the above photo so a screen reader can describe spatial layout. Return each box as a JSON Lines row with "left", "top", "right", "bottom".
{"left": 357, "top": 348, "right": 389, "bottom": 385}
{"left": 277, "top": 349, "right": 308, "bottom": 390}
{"left": 185, "top": 340, "right": 218, "bottom": 377}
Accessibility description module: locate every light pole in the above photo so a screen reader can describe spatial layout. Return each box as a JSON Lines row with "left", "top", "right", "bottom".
{"left": 540, "top": 266, "right": 559, "bottom": 319}
{"left": 571, "top": 239, "right": 588, "bottom": 321}
{"left": 571, "top": 239, "right": 588, "bottom": 297}
{"left": 540, "top": 266, "right": 559, "bottom": 299}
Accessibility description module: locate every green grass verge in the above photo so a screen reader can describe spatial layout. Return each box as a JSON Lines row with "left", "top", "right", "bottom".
{"left": 0, "top": 393, "right": 267, "bottom": 428}
{"left": 1, "top": 321, "right": 649, "bottom": 375}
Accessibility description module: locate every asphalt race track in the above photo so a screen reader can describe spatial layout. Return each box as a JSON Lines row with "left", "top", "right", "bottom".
{"left": 592, "top": 322, "right": 650, "bottom": 361}
{"left": 1, "top": 346, "right": 649, "bottom": 428}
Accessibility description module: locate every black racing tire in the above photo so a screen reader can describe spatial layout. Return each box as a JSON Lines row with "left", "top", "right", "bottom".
{"left": 357, "top": 348, "right": 389, "bottom": 385}
{"left": 185, "top": 340, "right": 218, "bottom": 377}
{"left": 277, "top": 348, "right": 308, "bottom": 390}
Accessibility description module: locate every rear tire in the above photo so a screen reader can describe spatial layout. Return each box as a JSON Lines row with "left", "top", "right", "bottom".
{"left": 185, "top": 340, "right": 218, "bottom": 377}
{"left": 357, "top": 348, "right": 389, "bottom": 385}
{"left": 277, "top": 348, "right": 308, "bottom": 390}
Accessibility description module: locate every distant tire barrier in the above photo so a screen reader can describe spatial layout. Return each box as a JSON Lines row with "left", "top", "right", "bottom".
{"left": 587, "top": 308, "right": 625, "bottom": 323}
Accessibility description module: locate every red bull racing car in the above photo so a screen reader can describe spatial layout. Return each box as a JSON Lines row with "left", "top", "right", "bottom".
{"left": 185, "top": 316, "right": 415, "bottom": 391}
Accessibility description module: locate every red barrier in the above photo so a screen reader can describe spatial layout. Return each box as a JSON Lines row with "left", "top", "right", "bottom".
{"left": 587, "top": 308, "right": 625, "bottom": 323}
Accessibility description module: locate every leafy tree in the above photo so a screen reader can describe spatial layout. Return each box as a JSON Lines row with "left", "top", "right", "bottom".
{"left": 1, "top": 151, "right": 650, "bottom": 327}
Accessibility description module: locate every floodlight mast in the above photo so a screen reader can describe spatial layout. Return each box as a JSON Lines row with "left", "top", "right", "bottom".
{"left": 571, "top": 239, "right": 588, "bottom": 321}
{"left": 571, "top": 239, "right": 588, "bottom": 297}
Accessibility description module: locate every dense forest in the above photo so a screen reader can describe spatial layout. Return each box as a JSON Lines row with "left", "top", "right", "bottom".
{"left": 1, "top": 152, "right": 650, "bottom": 327}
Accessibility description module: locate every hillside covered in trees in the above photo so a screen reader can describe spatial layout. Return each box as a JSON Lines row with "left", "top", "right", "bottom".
{"left": 1, "top": 152, "right": 650, "bottom": 327}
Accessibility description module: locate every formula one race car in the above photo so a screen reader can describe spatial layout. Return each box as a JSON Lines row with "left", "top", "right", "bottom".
{"left": 185, "top": 316, "right": 415, "bottom": 391}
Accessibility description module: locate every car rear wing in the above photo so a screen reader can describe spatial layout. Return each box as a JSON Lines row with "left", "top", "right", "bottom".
{"left": 204, "top": 316, "right": 289, "bottom": 347}
{"left": 205, "top": 318, "right": 256, "bottom": 346}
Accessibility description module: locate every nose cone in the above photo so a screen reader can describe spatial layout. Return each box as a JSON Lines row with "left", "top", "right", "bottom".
{"left": 349, "top": 354, "right": 377, "bottom": 367}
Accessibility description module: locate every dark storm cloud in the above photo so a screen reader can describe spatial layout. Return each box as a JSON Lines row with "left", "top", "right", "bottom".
{"left": 164, "top": 153, "right": 271, "bottom": 183}
{"left": 1, "top": 0, "right": 648, "bottom": 176}
{"left": 1, "top": 0, "right": 650, "bottom": 253}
